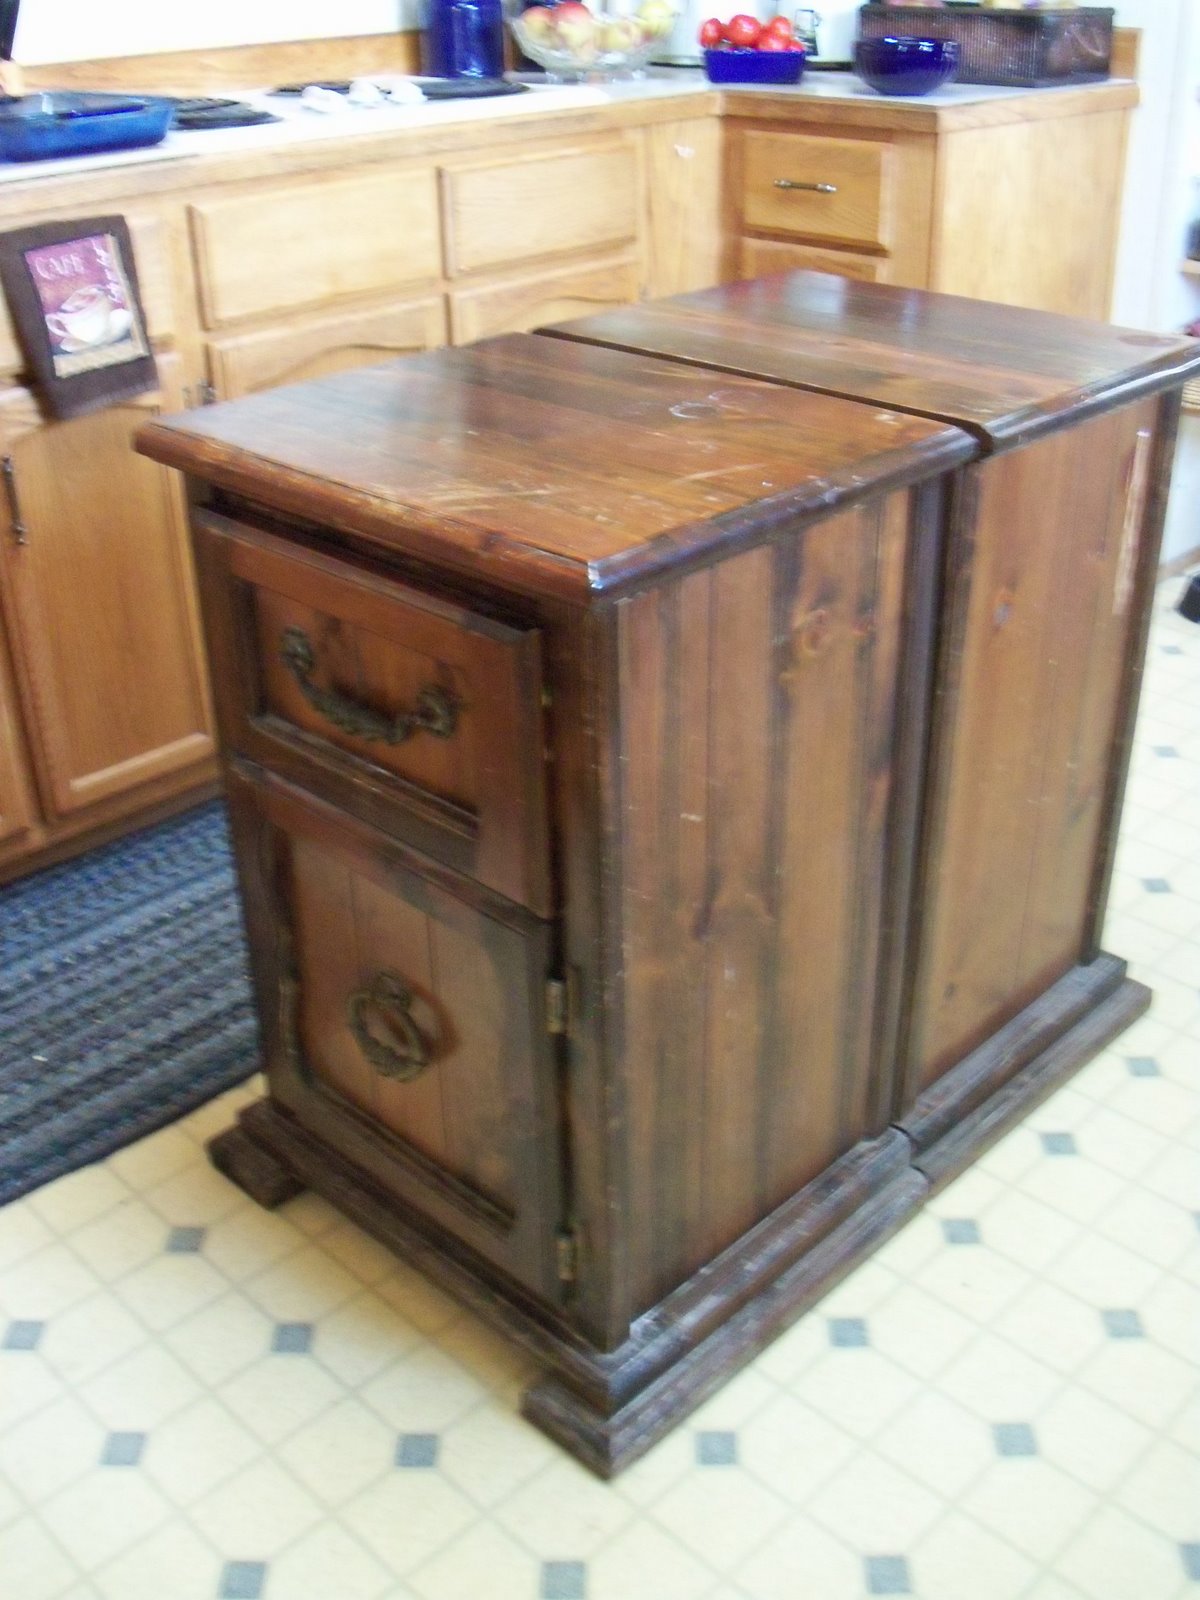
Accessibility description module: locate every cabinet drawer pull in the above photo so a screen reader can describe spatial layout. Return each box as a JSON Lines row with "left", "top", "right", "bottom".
{"left": 280, "top": 625, "right": 458, "bottom": 744}
{"left": 773, "top": 179, "right": 838, "bottom": 194}
{"left": 2, "top": 455, "right": 28, "bottom": 546}
{"left": 348, "top": 971, "right": 431, "bottom": 1082}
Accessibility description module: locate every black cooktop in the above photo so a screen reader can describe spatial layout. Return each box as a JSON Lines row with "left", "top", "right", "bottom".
{"left": 271, "top": 77, "right": 529, "bottom": 99}
{"left": 169, "top": 97, "right": 281, "bottom": 130}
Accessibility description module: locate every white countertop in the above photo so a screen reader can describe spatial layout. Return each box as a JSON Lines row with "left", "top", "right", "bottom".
{"left": 0, "top": 68, "right": 1123, "bottom": 185}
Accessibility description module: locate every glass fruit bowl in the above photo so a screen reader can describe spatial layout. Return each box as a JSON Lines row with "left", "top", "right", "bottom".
{"left": 510, "top": 1, "right": 675, "bottom": 80}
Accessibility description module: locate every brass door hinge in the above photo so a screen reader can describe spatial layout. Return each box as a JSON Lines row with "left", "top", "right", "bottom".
{"left": 546, "top": 977, "right": 568, "bottom": 1036}
{"left": 556, "top": 1226, "right": 579, "bottom": 1285}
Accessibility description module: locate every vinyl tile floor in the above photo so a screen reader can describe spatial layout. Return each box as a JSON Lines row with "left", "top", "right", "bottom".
{"left": 1, "top": 575, "right": 1198, "bottom": 1600}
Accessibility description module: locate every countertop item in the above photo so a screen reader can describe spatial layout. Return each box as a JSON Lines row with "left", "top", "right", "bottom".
{"left": 0, "top": 91, "right": 174, "bottom": 161}
{"left": 853, "top": 34, "right": 959, "bottom": 97}
{"left": 136, "top": 275, "right": 1196, "bottom": 1476}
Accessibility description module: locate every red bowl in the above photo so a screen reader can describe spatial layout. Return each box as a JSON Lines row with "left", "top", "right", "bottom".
{"left": 703, "top": 45, "right": 805, "bottom": 84}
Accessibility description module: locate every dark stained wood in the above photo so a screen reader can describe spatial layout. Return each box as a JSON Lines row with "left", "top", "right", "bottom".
{"left": 541, "top": 271, "right": 1200, "bottom": 449}
{"left": 224, "top": 760, "right": 565, "bottom": 1304}
{"left": 168, "top": 284, "right": 1194, "bottom": 1477}
{"left": 193, "top": 511, "right": 551, "bottom": 914}
{"left": 137, "top": 334, "right": 973, "bottom": 603}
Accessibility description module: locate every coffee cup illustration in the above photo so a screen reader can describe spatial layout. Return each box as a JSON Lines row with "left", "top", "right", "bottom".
{"left": 45, "top": 285, "right": 132, "bottom": 350}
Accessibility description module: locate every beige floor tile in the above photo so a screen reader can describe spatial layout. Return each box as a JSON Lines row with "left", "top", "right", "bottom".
{"left": 960, "top": 1457, "right": 1095, "bottom": 1564}
{"left": 407, "top": 1520, "right": 543, "bottom": 1600}
{"left": 318, "top": 1221, "right": 404, "bottom": 1288}
{"left": 866, "top": 1282, "right": 977, "bottom": 1381}
{"left": 0, "top": 1394, "right": 105, "bottom": 1503}
{"left": 993, "top": 1150, "right": 1127, "bottom": 1226}
{"left": 308, "top": 1290, "right": 424, "bottom": 1389}
{"left": 1018, "top": 1577, "right": 1091, "bottom": 1600}
{"left": 0, "top": 1515, "right": 82, "bottom": 1600}
{"left": 1139, "top": 1272, "right": 1200, "bottom": 1361}
{"left": 76, "top": 1343, "right": 202, "bottom": 1430}
{"left": 0, "top": 1471, "right": 22, "bottom": 1529}
{"left": 737, "top": 1393, "right": 858, "bottom": 1507}
{"left": 747, "top": 1308, "right": 827, "bottom": 1385}
{"left": 0, "top": 1200, "right": 54, "bottom": 1271}
{"left": 870, "top": 1210, "right": 946, "bottom": 1277}
{"left": 341, "top": 1471, "right": 477, "bottom": 1575}
{"left": 435, "top": 1315, "right": 537, "bottom": 1406}
{"left": 586, "top": 1517, "right": 714, "bottom": 1600}
{"left": 160, "top": 1290, "right": 276, "bottom": 1387}
{"left": 26, "top": 1167, "right": 130, "bottom": 1237}
{"left": 974, "top": 1189, "right": 1081, "bottom": 1273}
{"left": 1094, "top": 1183, "right": 1198, "bottom": 1270}
{"left": 789, "top": 1348, "right": 922, "bottom": 1439}
{"left": 374, "top": 1267, "right": 464, "bottom": 1339}
{"left": 241, "top": 1243, "right": 363, "bottom": 1323}
{"left": 686, "top": 1366, "right": 778, "bottom": 1432}
{"left": 266, "top": 1519, "right": 394, "bottom": 1600}
{"left": 188, "top": 1456, "right": 324, "bottom": 1556}
{"left": 360, "top": 1347, "right": 488, "bottom": 1435}
{"left": 494, "top": 1453, "right": 633, "bottom": 1557}
{"left": 1035, "top": 1384, "right": 1154, "bottom": 1494}
{"left": 276, "top": 1396, "right": 397, "bottom": 1507}
{"left": 1138, "top": 1140, "right": 1200, "bottom": 1211}
{"left": 1056, "top": 1503, "right": 1191, "bottom": 1600}
{"left": 1076, "top": 1335, "right": 1199, "bottom": 1430}
{"left": 650, "top": 1468, "right": 788, "bottom": 1573}
{"left": 1113, "top": 1435, "right": 1200, "bottom": 1541}
{"left": 276, "top": 1192, "right": 344, "bottom": 1239}
{"left": 106, "top": 1127, "right": 201, "bottom": 1193}
{"left": 217, "top": 1354, "right": 344, "bottom": 1445}
{"left": 872, "top": 1390, "right": 995, "bottom": 1500}
{"left": 907, "top": 1511, "right": 1037, "bottom": 1600}
{"left": 91, "top": 1518, "right": 221, "bottom": 1600}
{"left": 610, "top": 1426, "right": 694, "bottom": 1509}
{"left": 807, "top": 1448, "right": 945, "bottom": 1548}
{"left": 910, "top": 1244, "right": 1033, "bottom": 1327}
{"left": 66, "top": 1199, "right": 173, "bottom": 1285}
{"left": 992, "top": 1282, "right": 1107, "bottom": 1375}
{"left": 36, "top": 1293, "right": 148, "bottom": 1386}
{"left": 0, "top": 1349, "right": 63, "bottom": 1428}
{"left": 39, "top": 1469, "right": 171, "bottom": 1569}
{"left": 111, "top": 1252, "right": 231, "bottom": 1333}
{"left": 938, "top": 1334, "right": 1063, "bottom": 1421}
{"left": 142, "top": 1161, "right": 248, "bottom": 1227}
{"left": 199, "top": 1204, "right": 307, "bottom": 1283}
{"left": 0, "top": 1242, "right": 100, "bottom": 1320}
{"left": 737, "top": 1513, "right": 861, "bottom": 1600}
{"left": 139, "top": 1395, "right": 262, "bottom": 1505}
{"left": 436, "top": 1402, "right": 560, "bottom": 1509}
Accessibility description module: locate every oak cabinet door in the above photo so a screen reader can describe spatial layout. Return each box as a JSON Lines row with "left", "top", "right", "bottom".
{"left": 0, "top": 619, "right": 38, "bottom": 848}
{"left": 229, "top": 766, "right": 566, "bottom": 1306}
{"left": 0, "top": 353, "right": 215, "bottom": 818}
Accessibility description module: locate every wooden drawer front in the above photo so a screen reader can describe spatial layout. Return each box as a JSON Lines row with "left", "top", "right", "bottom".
{"left": 443, "top": 143, "right": 639, "bottom": 276}
{"left": 450, "top": 256, "right": 640, "bottom": 345}
{"left": 229, "top": 768, "right": 564, "bottom": 1305}
{"left": 208, "top": 296, "right": 447, "bottom": 400}
{"left": 196, "top": 515, "right": 550, "bottom": 914}
{"left": 190, "top": 169, "right": 441, "bottom": 327}
{"left": 742, "top": 132, "right": 891, "bottom": 251}
{"left": 739, "top": 238, "right": 885, "bottom": 284}
{"left": 0, "top": 213, "right": 174, "bottom": 375}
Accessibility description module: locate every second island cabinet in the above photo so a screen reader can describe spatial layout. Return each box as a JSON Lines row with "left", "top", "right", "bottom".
{"left": 135, "top": 281, "right": 1198, "bottom": 1477}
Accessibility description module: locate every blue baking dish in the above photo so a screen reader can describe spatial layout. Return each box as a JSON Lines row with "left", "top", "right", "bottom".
{"left": 0, "top": 92, "right": 174, "bottom": 162}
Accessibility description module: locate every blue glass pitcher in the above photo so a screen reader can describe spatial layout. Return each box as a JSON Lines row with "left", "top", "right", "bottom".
{"left": 422, "top": 0, "right": 505, "bottom": 78}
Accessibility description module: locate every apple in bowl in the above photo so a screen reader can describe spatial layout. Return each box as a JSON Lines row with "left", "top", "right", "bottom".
{"left": 511, "top": 0, "right": 676, "bottom": 78}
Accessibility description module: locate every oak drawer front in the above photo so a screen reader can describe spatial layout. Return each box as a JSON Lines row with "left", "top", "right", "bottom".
{"left": 195, "top": 514, "right": 550, "bottom": 914}
{"left": 228, "top": 766, "right": 565, "bottom": 1305}
{"left": 207, "top": 296, "right": 447, "bottom": 400}
{"left": 742, "top": 132, "right": 891, "bottom": 251}
{"left": 739, "top": 238, "right": 886, "bottom": 284}
{"left": 442, "top": 144, "right": 639, "bottom": 276}
{"left": 190, "top": 169, "right": 441, "bottom": 328}
{"left": 449, "top": 255, "right": 641, "bottom": 344}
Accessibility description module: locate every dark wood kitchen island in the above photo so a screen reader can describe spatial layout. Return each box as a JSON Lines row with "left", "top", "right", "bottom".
{"left": 136, "top": 278, "right": 1200, "bottom": 1476}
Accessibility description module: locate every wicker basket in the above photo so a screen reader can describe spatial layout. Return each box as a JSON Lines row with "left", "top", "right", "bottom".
{"left": 857, "top": 5, "right": 1114, "bottom": 88}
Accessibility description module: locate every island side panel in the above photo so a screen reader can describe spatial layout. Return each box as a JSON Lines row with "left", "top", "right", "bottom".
{"left": 902, "top": 397, "right": 1166, "bottom": 1099}
{"left": 611, "top": 490, "right": 922, "bottom": 1318}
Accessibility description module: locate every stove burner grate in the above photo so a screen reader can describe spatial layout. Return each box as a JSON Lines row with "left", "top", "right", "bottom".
{"left": 169, "top": 97, "right": 281, "bottom": 130}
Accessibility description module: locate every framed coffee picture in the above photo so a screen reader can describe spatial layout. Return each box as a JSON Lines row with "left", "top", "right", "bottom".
{"left": 0, "top": 215, "right": 157, "bottom": 419}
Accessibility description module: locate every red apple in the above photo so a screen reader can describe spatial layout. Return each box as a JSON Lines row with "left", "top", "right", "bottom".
{"left": 725, "top": 12, "right": 761, "bottom": 47}
{"left": 698, "top": 15, "right": 723, "bottom": 46}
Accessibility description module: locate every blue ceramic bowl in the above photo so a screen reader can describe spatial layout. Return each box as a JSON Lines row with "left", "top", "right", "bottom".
{"left": 703, "top": 46, "right": 805, "bottom": 86}
{"left": 853, "top": 35, "right": 959, "bottom": 96}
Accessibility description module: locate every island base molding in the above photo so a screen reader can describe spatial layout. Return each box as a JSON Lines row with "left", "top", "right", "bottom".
{"left": 209, "top": 963, "right": 1148, "bottom": 1477}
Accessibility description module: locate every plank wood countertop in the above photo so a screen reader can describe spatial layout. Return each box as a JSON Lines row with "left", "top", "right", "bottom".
{"left": 542, "top": 273, "right": 1200, "bottom": 450}
{"left": 136, "top": 332, "right": 973, "bottom": 602}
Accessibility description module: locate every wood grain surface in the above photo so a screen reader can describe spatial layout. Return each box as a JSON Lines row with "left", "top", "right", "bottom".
{"left": 138, "top": 333, "right": 971, "bottom": 603}
{"left": 541, "top": 271, "right": 1200, "bottom": 447}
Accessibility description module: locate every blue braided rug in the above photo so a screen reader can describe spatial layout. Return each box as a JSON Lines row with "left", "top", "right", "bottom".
{"left": 0, "top": 801, "right": 259, "bottom": 1205}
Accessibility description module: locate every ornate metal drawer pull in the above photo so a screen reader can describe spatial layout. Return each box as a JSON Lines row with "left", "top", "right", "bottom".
{"left": 279, "top": 625, "right": 458, "bottom": 745}
{"left": 773, "top": 179, "right": 838, "bottom": 194}
{"left": 347, "top": 971, "right": 431, "bottom": 1082}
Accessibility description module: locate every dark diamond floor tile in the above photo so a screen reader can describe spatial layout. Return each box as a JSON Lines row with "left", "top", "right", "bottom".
{"left": 218, "top": 1560, "right": 267, "bottom": 1600}
{"left": 271, "top": 1321, "right": 313, "bottom": 1354}
{"left": 542, "top": 1559, "right": 587, "bottom": 1599}
{"left": 395, "top": 1432, "right": 440, "bottom": 1468}
{"left": 829, "top": 1316, "right": 870, "bottom": 1348}
{"left": 1, "top": 1319, "right": 45, "bottom": 1351}
{"left": 100, "top": 1430, "right": 146, "bottom": 1467}
{"left": 993, "top": 1422, "right": 1038, "bottom": 1457}
{"left": 865, "top": 1554, "right": 911, "bottom": 1595}
{"left": 696, "top": 1430, "right": 738, "bottom": 1465}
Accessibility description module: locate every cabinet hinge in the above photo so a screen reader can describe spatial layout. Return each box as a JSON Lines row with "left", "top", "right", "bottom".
{"left": 546, "top": 977, "right": 568, "bottom": 1036}
{"left": 556, "top": 1226, "right": 579, "bottom": 1285}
